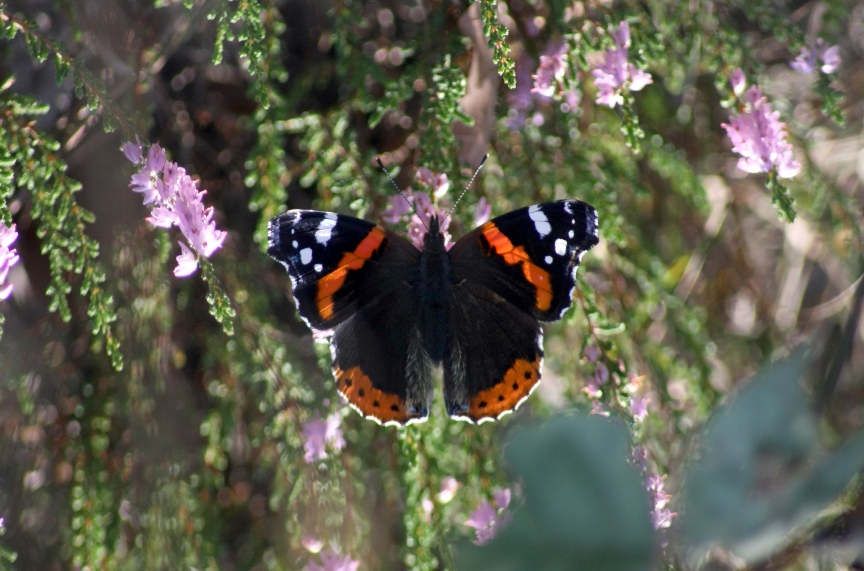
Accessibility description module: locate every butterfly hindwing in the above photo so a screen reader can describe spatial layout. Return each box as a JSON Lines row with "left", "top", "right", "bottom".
{"left": 331, "top": 292, "right": 433, "bottom": 425}
{"left": 443, "top": 279, "right": 543, "bottom": 422}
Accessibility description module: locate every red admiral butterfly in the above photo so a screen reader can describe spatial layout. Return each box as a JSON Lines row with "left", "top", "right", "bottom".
{"left": 268, "top": 196, "right": 598, "bottom": 425}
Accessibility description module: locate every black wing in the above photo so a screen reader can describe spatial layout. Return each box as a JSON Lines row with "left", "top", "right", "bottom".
{"left": 268, "top": 209, "right": 431, "bottom": 424}
{"left": 443, "top": 200, "right": 598, "bottom": 422}
{"left": 268, "top": 210, "right": 415, "bottom": 330}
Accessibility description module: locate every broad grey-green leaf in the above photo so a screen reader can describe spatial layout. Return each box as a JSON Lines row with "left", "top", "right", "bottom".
{"left": 679, "top": 348, "right": 864, "bottom": 564}
{"left": 456, "top": 414, "right": 656, "bottom": 571}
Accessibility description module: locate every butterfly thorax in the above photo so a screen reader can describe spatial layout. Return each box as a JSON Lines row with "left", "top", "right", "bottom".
{"left": 419, "top": 215, "right": 451, "bottom": 362}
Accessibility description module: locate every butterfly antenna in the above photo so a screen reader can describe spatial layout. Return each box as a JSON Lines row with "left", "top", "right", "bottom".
{"left": 376, "top": 157, "right": 428, "bottom": 230}
{"left": 444, "top": 154, "right": 488, "bottom": 224}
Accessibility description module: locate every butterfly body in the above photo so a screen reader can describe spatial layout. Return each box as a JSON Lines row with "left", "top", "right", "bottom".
{"left": 268, "top": 199, "right": 598, "bottom": 425}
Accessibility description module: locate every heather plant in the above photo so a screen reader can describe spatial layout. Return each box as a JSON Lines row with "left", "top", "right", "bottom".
{"left": 0, "top": 1, "right": 862, "bottom": 570}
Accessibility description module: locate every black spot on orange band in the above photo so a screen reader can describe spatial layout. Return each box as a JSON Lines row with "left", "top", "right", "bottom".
{"left": 316, "top": 227, "right": 387, "bottom": 320}
{"left": 480, "top": 222, "right": 552, "bottom": 311}
{"left": 334, "top": 364, "right": 409, "bottom": 425}
{"left": 467, "top": 357, "right": 541, "bottom": 421}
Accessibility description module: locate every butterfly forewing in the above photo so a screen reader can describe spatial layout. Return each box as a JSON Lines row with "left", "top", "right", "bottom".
{"left": 267, "top": 210, "right": 418, "bottom": 330}
{"left": 448, "top": 200, "right": 599, "bottom": 321}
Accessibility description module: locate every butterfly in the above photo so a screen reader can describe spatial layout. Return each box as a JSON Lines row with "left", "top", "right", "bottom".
{"left": 268, "top": 197, "right": 598, "bottom": 425}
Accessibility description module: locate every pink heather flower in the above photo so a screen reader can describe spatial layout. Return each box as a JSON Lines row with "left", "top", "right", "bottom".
{"left": 465, "top": 488, "right": 511, "bottom": 545}
{"left": 584, "top": 344, "right": 599, "bottom": 363}
{"left": 123, "top": 140, "right": 227, "bottom": 276}
{"left": 437, "top": 477, "right": 460, "bottom": 504}
{"left": 302, "top": 535, "right": 324, "bottom": 554}
{"left": 324, "top": 413, "right": 345, "bottom": 450}
{"left": 594, "top": 362, "right": 609, "bottom": 385}
{"left": 629, "top": 395, "right": 649, "bottom": 422}
{"left": 729, "top": 68, "right": 747, "bottom": 97}
{"left": 473, "top": 197, "right": 491, "bottom": 227}
{"left": 561, "top": 86, "right": 581, "bottom": 113}
{"left": 382, "top": 188, "right": 452, "bottom": 250}
{"left": 791, "top": 38, "right": 841, "bottom": 74}
{"left": 174, "top": 242, "right": 198, "bottom": 278}
{"left": 590, "top": 400, "right": 610, "bottom": 416}
{"left": 416, "top": 167, "right": 450, "bottom": 198}
{"left": 301, "top": 413, "right": 345, "bottom": 463}
{"left": 646, "top": 472, "right": 675, "bottom": 530}
{"left": 305, "top": 548, "right": 359, "bottom": 571}
{"left": 531, "top": 42, "right": 567, "bottom": 98}
{"left": 0, "top": 223, "right": 20, "bottom": 301}
{"left": 722, "top": 78, "right": 801, "bottom": 179}
{"left": 493, "top": 487, "right": 511, "bottom": 510}
{"left": 381, "top": 193, "right": 412, "bottom": 224}
{"left": 121, "top": 136, "right": 142, "bottom": 163}
{"left": 465, "top": 502, "right": 498, "bottom": 545}
{"left": 422, "top": 496, "right": 434, "bottom": 521}
{"left": 591, "top": 21, "right": 653, "bottom": 108}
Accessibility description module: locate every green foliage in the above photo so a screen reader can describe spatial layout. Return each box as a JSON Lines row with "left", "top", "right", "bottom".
{"left": 207, "top": 0, "right": 286, "bottom": 107}
{"left": 419, "top": 55, "right": 473, "bottom": 175}
{"left": 768, "top": 172, "right": 797, "bottom": 223}
{"left": 679, "top": 348, "right": 864, "bottom": 564}
{"left": 200, "top": 257, "right": 236, "bottom": 336}
{"left": 0, "top": 10, "right": 134, "bottom": 135}
{"left": 456, "top": 415, "right": 656, "bottom": 571}
{"left": 0, "top": 89, "right": 121, "bottom": 369}
{"left": 477, "top": 0, "right": 516, "bottom": 89}
{"left": 0, "top": 519, "right": 16, "bottom": 571}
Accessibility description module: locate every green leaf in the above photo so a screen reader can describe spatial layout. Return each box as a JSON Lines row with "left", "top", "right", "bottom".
{"left": 456, "top": 414, "right": 656, "bottom": 571}
{"left": 679, "top": 348, "right": 864, "bottom": 563}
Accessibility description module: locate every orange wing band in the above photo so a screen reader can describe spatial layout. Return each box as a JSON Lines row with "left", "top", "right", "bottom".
{"left": 334, "top": 365, "right": 409, "bottom": 425}
{"left": 480, "top": 222, "right": 552, "bottom": 312}
{"left": 467, "top": 357, "right": 542, "bottom": 421}
{"left": 316, "top": 227, "right": 386, "bottom": 320}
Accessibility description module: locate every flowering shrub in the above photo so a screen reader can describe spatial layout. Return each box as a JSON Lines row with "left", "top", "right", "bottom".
{"left": 123, "top": 140, "right": 227, "bottom": 277}
{"left": 0, "top": 1, "right": 859, "bottom": 570}
{"left": 0, "top": 223, "right": 18, "bottom": 302}
{"left": 721, "top": 70, "right": 801, "bottom": 180}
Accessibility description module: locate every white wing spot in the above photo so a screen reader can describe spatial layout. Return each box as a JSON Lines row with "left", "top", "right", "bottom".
{"left": 315, "top": 214, "right": 338, "bottom": 244}
{"left": 300, "top": 247, "right": 313, "bottom": 265}
{"left": 314, "top": 263, "right": 323, "bottom": 273}
{"left": 528, "top": 205, "right": 551, "bottom": 238}
{"left": 545, "top": 255, "right": 553, "bottom": 264}
{"left": 563, "top": 201, "right": 573, "bottom": 214}
{"left": 292, "top": 240, "right": 298, "bottom": 248}
{"left": 568, "top": 230, "right": 574, "bottom": 239}
{"left": 555, "top": 238, "right": 567, "bottom": 256}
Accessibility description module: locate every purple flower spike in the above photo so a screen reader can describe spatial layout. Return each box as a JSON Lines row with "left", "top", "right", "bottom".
{"left": 301, "top": 413, "right": 345, "bottom": 463}
{"left": 465, "top": 488, "right": 512, "bottom": 545}
{"left": 591, "top": 21, "right": 652, "bottom": 108}
{"left": 305, "top": 547, "right": 359, "bottom": 571}
{"left": 722, "top": 78, "right": 801, "bottom": 179}
{"left": 0, "top": 223, "right": 20, "bottom": 301}
{"left": 531, "top": 42, "right": 567, "bottom": 98}
{"left": 123, "top": 140, "right": 227, "bottom": 276}
{"left": 791, "top": 38, "right": 841, "bottom": 74}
